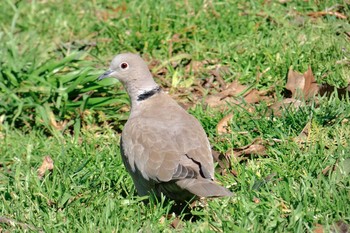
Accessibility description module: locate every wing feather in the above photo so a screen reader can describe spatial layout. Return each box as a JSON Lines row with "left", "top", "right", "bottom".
{"left": 122, "top": 103, "right": 214, "bottom": 184}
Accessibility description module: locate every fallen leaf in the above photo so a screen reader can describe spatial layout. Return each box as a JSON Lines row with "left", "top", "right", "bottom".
{"left": 303, "top": 67, "right": 320, "bottom": 99}
{"left": 321, "top": 164, "right": 337, "bottom": 176}
{"left": 212, "top": 149, "right": 232, "bottom": 176}
{"left": 331, "top": 220, "right": 349, "bottom": 233}
{"left": 314, "top": 223, "right": 324, "bottom": 233}
{"left": 49, "top": 111, "right": 67, "bottom": 131}
{"left": 307, "top": 11, "right": 347, "bottom": 19}
{"left": 112, "top": 2, "right": 127, "bottom": 13}
{"left": 204, "top": 81, "right": 243, "bottom": 108}
{"left": 285, "top": 66, "right": 350, "bottom": 102}
{"left": 229, "top": 138, "right": 267, "bottom": 161}
{"left": 205, "top": 80, "right": 270, "bottom": 108}
{"left": 218, "top": 80, "right": 247, "bottom": 98}
{"left": 244, "top": 89, "right": 270, "bottom": 103}
{"left": 37, "top": 156, "right": 54, "bottom": 179}
{"left": 216, "top": 113, "right": 233, "bottom": 135}
{"left": 269, "top": 98, "right": 304, "bottom": 116}
{"left": 205, "top": 94, "right": 238, "bottom": 109}
{"left": 285, "top": 68, "right": 305, "bottom": 97}
{"left": 314, "top": 220, "right": 349, "bottom": 233}
{"left": 253, "top": 197, "right": 260, "bottom": 203}
{"left": 170, "top": 217, "right": 183, "bottom": 229}
{"left": 280, "top": 200, "right": 291, "bottom": 213}
{"left": 286, "top": 66, "right": 319, "bottom": 99}
{"left": 209, "top": 66, "right": 232, "bottom": 88}
{"left": 230, "top": 169, "right": 238, "bottom": 177}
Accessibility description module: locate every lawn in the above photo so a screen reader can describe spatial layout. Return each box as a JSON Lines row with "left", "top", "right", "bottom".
{"left": 0, "top": 0, "right": 349, "bottom": 232}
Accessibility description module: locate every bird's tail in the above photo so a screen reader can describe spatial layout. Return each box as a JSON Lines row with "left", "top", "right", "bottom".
{"left": 176, "top": 179, "right": 233, "bottom": 198}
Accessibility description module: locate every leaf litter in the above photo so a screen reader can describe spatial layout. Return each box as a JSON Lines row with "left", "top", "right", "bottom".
{"left": 285, "top": 66, "right": 350, "bottom": 100}
{"left": 206, "top": 63, "right": 349, "bottom": 174}
{"left": 285, "top": 66, "right": 319, "bottom": 99}
{"left": 37, "top": 156, "right": 54, "bottom": 179}
{"left": 205, "top": 80, "right": 272, "bottom": 109}
{"left": 313, "top": 220, "right": 349, "bottom": 233}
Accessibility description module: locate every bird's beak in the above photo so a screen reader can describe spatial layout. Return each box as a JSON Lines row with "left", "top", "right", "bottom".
{"left": 98, "top": 69, "right": 114, "bottom": 81}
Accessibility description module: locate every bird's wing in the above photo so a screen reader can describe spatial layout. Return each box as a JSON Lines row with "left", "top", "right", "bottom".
{"left": 121, "top": 107, "right": 214, "bottom": 183}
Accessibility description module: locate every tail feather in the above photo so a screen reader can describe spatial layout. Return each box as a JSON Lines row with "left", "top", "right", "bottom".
{"left": 176, "top": 179, "right": 233, "bottom": 198}
{"left": 156, "top": 179, "right": 232, "bottom": 202}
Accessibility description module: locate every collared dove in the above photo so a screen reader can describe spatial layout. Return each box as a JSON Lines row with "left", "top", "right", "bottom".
{"left": 99, "top": 53, "right": 232, "bottom": 202}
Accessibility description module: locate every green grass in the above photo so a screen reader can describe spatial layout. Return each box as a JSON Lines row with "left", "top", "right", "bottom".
{"left": 0, "top": 0, "right": 350, "bottom": 232}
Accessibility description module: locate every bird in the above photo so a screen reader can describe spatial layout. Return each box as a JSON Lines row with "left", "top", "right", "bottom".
{"left": 98, "top": 53, "right": 233, "bottom": 202}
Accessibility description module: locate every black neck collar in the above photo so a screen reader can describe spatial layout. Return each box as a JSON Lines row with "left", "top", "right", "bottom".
{"left": 137, "top": 86, "right": 161, "bottom": 101}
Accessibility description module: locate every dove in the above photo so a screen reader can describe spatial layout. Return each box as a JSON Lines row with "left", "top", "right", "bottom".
{"left": 98, "top": 53, "right": 232, "bottom": 202}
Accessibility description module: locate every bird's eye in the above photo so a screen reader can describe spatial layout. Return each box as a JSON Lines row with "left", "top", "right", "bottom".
{"left": 120, "top": 62, "right": 129, "bottom": 70}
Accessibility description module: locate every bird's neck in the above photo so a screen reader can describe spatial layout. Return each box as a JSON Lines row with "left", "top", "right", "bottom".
{"left": 125, "top": 78, "right": 160, "bottom": 108}
{"left": 136, "top": 86, "right": 161, "bottom": 101}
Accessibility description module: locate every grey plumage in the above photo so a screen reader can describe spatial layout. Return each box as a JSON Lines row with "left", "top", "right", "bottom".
{"left": 99, "top": 53, "right": 232, "bottom": 202}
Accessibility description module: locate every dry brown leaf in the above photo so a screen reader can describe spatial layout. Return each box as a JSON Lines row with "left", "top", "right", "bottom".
{"left": 307, "top": 11, "right": 347, "bottom": 19}
{"left": 209, "top": 66, "right": 232, "bottom": 88}
{"left": 314, "top": 223, "right": 324, "bottom": 233}
{"left": 280, "top": 200, "right": 291, "bottom": 213}
{"left": 96, "top": 3, "right": 127, "bottom": 22}
{"left": 205, "top": 80, "right": 269, "bottom": 108}
{"left": 285, "top": 69, "right": 305, "bottom": 97}
{"left": 205, "top": 80, "right": 243, "bottom": 108}
{"left": 244, "top": 89, "right": 269, "bottom": 103}
{"left": 185, "top": 60, "right": 207, "bottom": 74}
{"left": 230, "top": 169, "right": 238, "bottom": 177}
{"left": 314, "top": 220, "right": 349, "bottom": 233}
{"left": 217, "top": 113, "right": 233, "bottom": 135}
{"left": 212, "top": 149, "right": 232, "bottom": 176}
{"left": 303, "top": 67, "right": 320, "bottom": 99}
{"left": 285, "top": 67, "right": 350, "bottom": 102}
{"left": 112, "top": 2, "right": 127, "bottom": 13}
{"left": 332, "top": 220, "right": 349, "bottom": 233}
{"left": 321, "top": 164, "right": 337, "bottom": 176}
{"left": 230, "top": 138, "right": 267, "bottom": 161}
{"left": 219, "top": 80, "right": 247, "bottom": 98}
{"left": 184, "top": 59, "right": 223, "bottom": 76}
{"left": 269, "top": 98, "right": 304, "bottom": 116}
{"left": 49, "top": 111, "right": 67, "bottom": 131}
{"left": 37, "top": 156, "right": 54, "bottom": 179}
{"left": 286, "top": 66, "right": 319, "bottom": 99}
{"left": 170, "top": 217, "right": 183, "bottom": 229}
{"left": 205, "top": 95, "right": 239, "bottom": 108}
